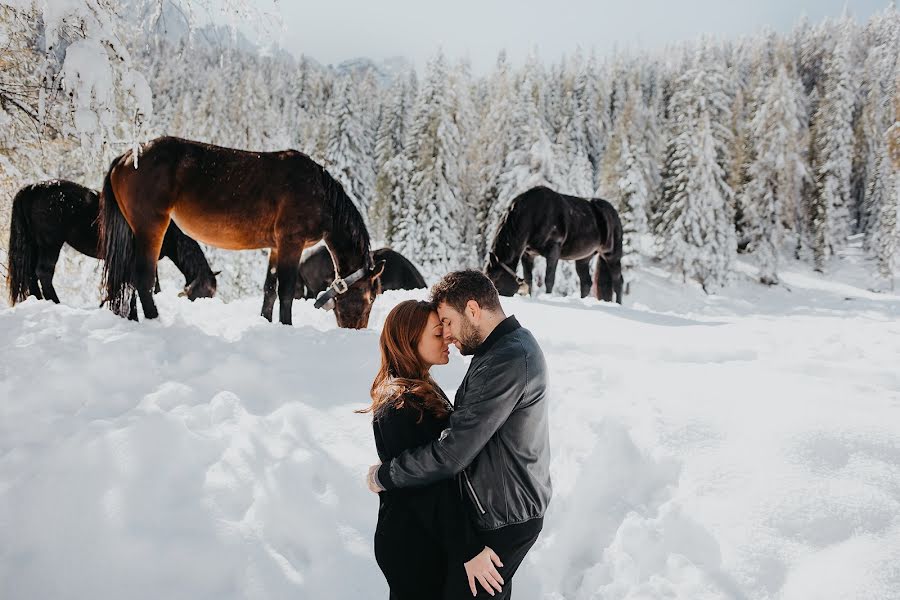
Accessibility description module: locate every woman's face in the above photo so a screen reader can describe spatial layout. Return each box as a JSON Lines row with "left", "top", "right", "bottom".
{"left": 417, "top": 310, "right": 450, "bottom": 367}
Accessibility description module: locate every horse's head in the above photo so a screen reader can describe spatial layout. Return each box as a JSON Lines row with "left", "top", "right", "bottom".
{"left": 180, "top": 270, "right": 219, "bottom": 301}
{"left": 485, "top": 252, "right": 528, "bottom": 297}
{"left": 321, "top": 260, "right": 385, "bottom": 329}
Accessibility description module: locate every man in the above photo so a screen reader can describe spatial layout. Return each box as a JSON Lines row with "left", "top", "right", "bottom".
{"left": 368, "top": 269, "right": 552, "bottom": 599}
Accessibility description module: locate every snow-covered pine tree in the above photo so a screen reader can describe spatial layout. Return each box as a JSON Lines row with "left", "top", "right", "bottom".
{"left": 492, "top": 56, "right": 564, "bottom": 243}
{"left": 323, "top": 73, "right": 375, "bottom": 215}
{"left": 869, "top": 67, "right": 900, "bottom": 287}
{"left": 556, "top": 54, "right": 594, "bottom": 197}
{"left": 858, "top": 5, "right": 900, "bottom": 249}
{"left": 395, "top": 51, "right": 466, "bottom": 278}
{"left": 638, "top": 57, "right": 666, "bottom": 224}
{"left": 740, "top": 46, "right": 810, "bottom": 284}
{"left": 657, "top": 49, "right": 736, "bottom": 291}
{"left": 599, "top": 74, "right": 656, "bottom": 271}
{"left": 294, "top": 56, "right": 329, "bottom": 158}
{"left": 809, "top": 19, "right": 858, "bottom": 271}
{"left": 866, "top": 147, "right": 898, "bottom": 286}
{"left": 573, "top": 50, "right": 606, "bottom": 187}
{"left": 471, "top": 52, "right": 516, "bottom": 261}
{"left": 372, "top": 71, "right": 415, "bottom": 244}
{"left": 447, "top": 59, "right": 480, "bottom": 269}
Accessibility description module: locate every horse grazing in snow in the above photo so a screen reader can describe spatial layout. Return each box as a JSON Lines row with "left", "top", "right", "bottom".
{"left": 99, "top": 137, "right": 383, "bottom": 327}
{"left": 6, "top": 179, "right": 217, "bottom": 307}
{"left": 294, "top": 246, "right": 426, "bottom": 300}
{"left": 485, "top": 186, "right": 624, "bottom": 303}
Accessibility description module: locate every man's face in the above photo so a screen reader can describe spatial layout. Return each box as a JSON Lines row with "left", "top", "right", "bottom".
{"left": 436, "top": 301, "right": 483, "bottom": 356}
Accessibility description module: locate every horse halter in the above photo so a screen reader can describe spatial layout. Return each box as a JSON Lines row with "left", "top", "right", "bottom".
{"left": 314, "top": 265, "right": 370, "bottom": 311}
{"left": 493, "top": 258, "right": 530, "bottom": 295}
{"left": 497, "top": 260, "right": 522, "bottom": 282}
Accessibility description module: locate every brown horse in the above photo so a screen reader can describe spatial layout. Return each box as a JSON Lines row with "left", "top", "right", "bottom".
{"left": 100, "top": 137, "right": 382, "bottom": 328}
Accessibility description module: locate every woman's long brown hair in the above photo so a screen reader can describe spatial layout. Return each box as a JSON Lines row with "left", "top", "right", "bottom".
{"left": 358, "top": 300, "right": 450, "bottom": 422}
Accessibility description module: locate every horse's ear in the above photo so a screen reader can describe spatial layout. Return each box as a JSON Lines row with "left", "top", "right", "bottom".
{"left": 212, "top": 270, "right": 222, "bottom": 276}
{"left": 372, "top": 260, "right": 386, "bottom": 279}
{"left": 488, "top": 252, "right": 497, "bottom": 264}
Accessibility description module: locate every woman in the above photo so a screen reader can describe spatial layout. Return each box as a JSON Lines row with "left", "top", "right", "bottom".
{"left": 360, "top": 300, "right": 498, "bottom": 598}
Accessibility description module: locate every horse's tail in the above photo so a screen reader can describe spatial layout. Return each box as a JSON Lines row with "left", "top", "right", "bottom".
{"left": 592, "top": 198, "right": 622, "bottom": 260}
{"left": 99, "top": 156, "right": 135, "bottom": 317}
{"left": 591, "top": 198, "right": 625, "bottom": 302}
{"left": 609, "top": 203, "right": 623, "bottom": 261}
{"left": 7, "top": 186, "right": 38, "bottom": 305}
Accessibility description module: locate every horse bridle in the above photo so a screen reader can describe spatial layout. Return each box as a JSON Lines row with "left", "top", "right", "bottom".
{"left": 497, "top": 260, "right": 522, "bottom": 282}
{"left": 314, "top": 265, "right": 370, "bottom": 311}
{"left": 492, "top": 255, "right": 530, "bottom": 295}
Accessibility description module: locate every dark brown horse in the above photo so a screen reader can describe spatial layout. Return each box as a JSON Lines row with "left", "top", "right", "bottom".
{"left": 6, "top": 179, "right": 217, "bottom": 306}
{"left": 100, "top": 137, "right": 382, "bottom": 327}
{"left": 485, "top": 186, "right": 624, "bottom": 303}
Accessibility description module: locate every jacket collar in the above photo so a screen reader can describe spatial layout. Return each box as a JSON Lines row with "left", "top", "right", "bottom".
{"left": 474, "top": 315, "right": 520, "bottom": 357}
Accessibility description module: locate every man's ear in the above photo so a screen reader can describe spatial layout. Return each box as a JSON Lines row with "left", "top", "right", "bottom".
{"left": 466, "top": 299, "right": 481, "bottom": 321}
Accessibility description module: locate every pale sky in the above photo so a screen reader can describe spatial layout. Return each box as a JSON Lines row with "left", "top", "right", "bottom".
{"left": 238, "top": 1, "right": 891, "bottom": 73}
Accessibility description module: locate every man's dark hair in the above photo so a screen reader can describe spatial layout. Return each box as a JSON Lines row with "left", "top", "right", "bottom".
{"left": 430, "top": 270, "right": 502, "bottom": 314}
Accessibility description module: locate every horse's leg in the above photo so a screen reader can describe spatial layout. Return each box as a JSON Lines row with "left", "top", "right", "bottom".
{"left": 30, "top": 276, "right": 43, "bottom": 300}
{"left": 261, "top": 249, "right": 279, "bottom": 322}
{"left": 29, "top": 245, "right": 43, "bottom": 300}
{"left": 133, "top": 226, "right": 168, "bottom": 320}
{"left": 575, "top": 256, "right": 593, "bottom": 298}
{"left": 544, "top": 245, "right": 562, "bottom": 294}
{"left": 300, "top": 273, "right": 314, "bottom": 299}
{"left": 610, "top": 257, "right": 624, "bottom": 304}
{"left": 276, "top": 245, "right": 304, "bottom": 326}
{"left": 593, "top": 256, "right": 614, "bottom": 302}
{"left": 127, "top": 294, "right": 139, "bottom": 321}
{"left": 521, "top": 253, "right": 535, "bottom": 295}
{"left": 156, "top": 224, "right": 181, "bottom": 290}
{"left": 35, "top": 244, "right": 62, "bottom": 304}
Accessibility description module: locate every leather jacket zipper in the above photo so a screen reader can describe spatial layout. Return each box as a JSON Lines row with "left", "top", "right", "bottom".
{"left": 463, "top": 470, "right": 486, "bottom": 515}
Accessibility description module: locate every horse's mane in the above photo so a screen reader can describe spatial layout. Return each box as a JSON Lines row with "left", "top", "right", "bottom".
{"left": 321, "top": 167, "right": 372, "bottom": 268}
{"left": 490, "top": 197, "right": 525, "bottom": 260}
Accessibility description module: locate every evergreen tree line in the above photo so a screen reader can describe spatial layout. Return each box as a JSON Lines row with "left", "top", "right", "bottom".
{"left": 2, "top": 7, "right": 898, "bottom": 298}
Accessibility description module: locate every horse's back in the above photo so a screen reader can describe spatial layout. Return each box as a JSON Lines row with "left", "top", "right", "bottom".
{"left": 589, "top": 197, "right": 618, "bottom": 216}
{"left": 16, "top": 179, "right": 96, "bottom": 206}
{"left": 14, "top": 180, "right": 99, "bottom": 253}
{"left": 374, "top": 247, "right": 427, "bottom": 290}
{"left": 139, "top": 136, "right": 314, "bottom": 175}
{"left": 110, "top": 136, "right": 324, "bottom": 250}
{"left": 513, "top": 186, "right": 593, "bottom": 218}
{"left": 512, "top": 186, "right": 562, "bottom": 210}
{"left": 116, "top": 136, "right": 316, "bottom": 186}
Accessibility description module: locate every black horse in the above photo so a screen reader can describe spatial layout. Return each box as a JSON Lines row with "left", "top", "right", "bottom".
{"left": 7, "top": 180, "right": 217, "bottom": 306}
{"left": 485, "top": 186, "right": 624, "bottom": 303}
{"left": 294, "top": 246, "right": 426, "bottom": 299}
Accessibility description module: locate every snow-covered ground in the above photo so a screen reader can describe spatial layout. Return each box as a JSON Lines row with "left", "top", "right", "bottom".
{"left": 1, "top": 256, "right": 899, "bottom": 600}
